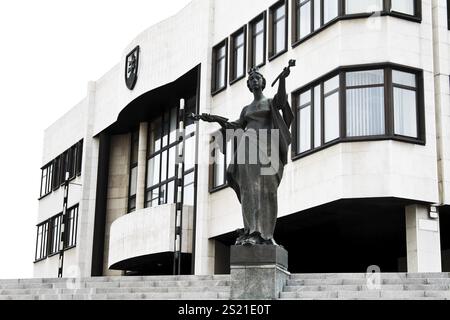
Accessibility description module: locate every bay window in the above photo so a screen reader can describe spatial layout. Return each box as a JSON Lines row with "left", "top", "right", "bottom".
{"left": 293, "top": 64, "right": 424, "bottom": 158}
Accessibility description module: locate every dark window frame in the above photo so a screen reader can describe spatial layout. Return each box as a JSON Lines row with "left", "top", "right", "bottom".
{"left": 48, "top": 214, "right": 62, "bottom": 257}
{"left": 291, "top": 62, "right": 425, "bottom": 161}
{"left": 211, "top": 38, "right": 229, "bottom": 96}
{"left": 292, "top": 0, "right": 422, "bottom": 48}
{"left": 248, "top": 11, "right": 268, "bottom": 69}
{"left": 145, "top": 106, "right": 192, "bottom": 208}
{"left": 39, "top": 139, "right": 84, "bottom": 200}
{"left": 269, "top": 0, "right": 289, "bottom": 61}
{"left": 34, "top": 204, "right": 79, "bottom": 263}
{"left": 64, "top": 204, "right": 79, "bottom": 250}
{"left": 229, "top": 25, "right": 248, "bottom": 85}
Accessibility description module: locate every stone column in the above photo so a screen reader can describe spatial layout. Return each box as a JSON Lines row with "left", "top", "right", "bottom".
{"left": 136, "top": 122, "right": 148, "bottom": 210}
{"left": 405, "top": 204, "right": 442, "bottom": 272}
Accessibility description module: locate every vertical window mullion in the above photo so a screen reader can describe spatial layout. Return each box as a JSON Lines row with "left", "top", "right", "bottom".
{"left": 385, "top": 68, "right": 394, "bottom": 137}
{"left": 339, "top": 72, "right": 346, "bottom": 139}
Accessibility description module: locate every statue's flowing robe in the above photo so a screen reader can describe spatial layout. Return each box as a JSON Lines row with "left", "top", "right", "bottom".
{"left": 224, "top": 93, "right": 293, "bottom": 240}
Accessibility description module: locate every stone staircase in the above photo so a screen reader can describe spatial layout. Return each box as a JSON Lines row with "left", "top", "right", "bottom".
{"left": 1, "top": 273, "right": 450, "bottom": 300}
{"left": 280, "top": 273, "right": 450, "bottom": 300}
{"left": 0, "top": 275, "right": 231, "bottom": 300}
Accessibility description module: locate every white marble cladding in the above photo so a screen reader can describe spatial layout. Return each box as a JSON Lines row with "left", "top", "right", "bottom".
{"left": 36, "top": 0, "right": 450, "bottom": 275}
{"left": 103, "top": 134, "right": 131, "bottom": 276}
{"left": 108, "top": 205, "right": 194, "bottom": 269}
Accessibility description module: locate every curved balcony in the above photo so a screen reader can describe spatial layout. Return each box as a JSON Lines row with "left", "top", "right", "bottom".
{"left": 108, "top": 204, "right": 193, "bottom": 271}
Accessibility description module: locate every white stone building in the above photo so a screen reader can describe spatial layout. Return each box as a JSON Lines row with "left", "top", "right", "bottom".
{"left": 34, "top": 0, "right": 450, "bottom": 278}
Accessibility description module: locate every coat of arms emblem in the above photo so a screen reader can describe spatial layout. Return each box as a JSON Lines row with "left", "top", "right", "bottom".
{"left": 125, "top": 46, "right": 140, "bottom": 90}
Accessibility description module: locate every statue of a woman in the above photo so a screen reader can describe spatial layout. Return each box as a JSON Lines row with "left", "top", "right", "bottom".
{"left": 193, "top": 64, "right": 294, "bottom": 246}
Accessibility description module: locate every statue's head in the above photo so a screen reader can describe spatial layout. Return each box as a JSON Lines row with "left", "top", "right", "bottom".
{"left": 247, "top": 67, "right": 266, "bottom": 93}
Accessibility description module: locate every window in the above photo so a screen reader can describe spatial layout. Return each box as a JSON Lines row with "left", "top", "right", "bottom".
{"left": 210, "top": 133, "right": 233, "bottom": 191}
{"left": 393, "top": 70, "right": 418, "bottom": 138}
{"left": 65, "top": 205, "right": 78, "bottom": 248}
{"left": 293, "top": 64, "right": 424, "bottom": 158}
{"left": 145, "top": 99, "right": 197, "bottom": 207}
{"left": 230, "top": 26, "right": 247, "bottom": 84}
{"left": 345, "top": 0, "right": 383, "bottom": 14}
{"left": 269, "top": 0, "right": 288, "bottom": 59}
{"left": 345, "top": 70, "right": 385, "bottom": 137}
{"left": 35, "top": 221, "right": 49, "bottom": 261}
{"left": 390, "top": 0, "right": 416, "bottom": 16}
{"left": 34, "top": 205, "right": 79, "bottom": 263}
{"left": 249, "top": 12, "right": 267, "bottom": 68}
{"left": 40, "top": 162, "right": 53, "bottom": 198}
{"left": 292, "top": 0, "right": 420, "bottom": 47}
{"left": 212, "top": 39, "right": 228, "bottom": 94}
{"left": 128, "top": 129, "right": 139, "bottom": 212}
{"left": 48, "top": 215, "right": 62, "bottom": 256}
{"left": 39, "top": 140, "right": 83, "bottom": 198}
{"left": 293, "top": 0, "right": 339, "bottom": 43}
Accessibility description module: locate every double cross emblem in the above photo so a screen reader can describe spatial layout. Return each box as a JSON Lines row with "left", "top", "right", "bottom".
{"left": 125, "top": 46, "right": 140, "bottom": 90}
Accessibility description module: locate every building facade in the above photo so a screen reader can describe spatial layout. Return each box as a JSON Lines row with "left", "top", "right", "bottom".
{"left": 35, "top": 0, "right": 450, "bottom": 278}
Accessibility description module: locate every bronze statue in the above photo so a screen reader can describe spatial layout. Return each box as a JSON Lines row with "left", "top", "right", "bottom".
{"left": 191, "top": 61, "right": 295, "bottom": 246}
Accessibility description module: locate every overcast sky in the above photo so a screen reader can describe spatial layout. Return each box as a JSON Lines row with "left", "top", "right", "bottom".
{"left": 0, "top": 0, "right": 191, "bottom": 279}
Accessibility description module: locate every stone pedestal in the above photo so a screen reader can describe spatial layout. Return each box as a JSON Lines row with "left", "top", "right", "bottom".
{"left": 230, "top": 245, "right": 289, "bottom": 300}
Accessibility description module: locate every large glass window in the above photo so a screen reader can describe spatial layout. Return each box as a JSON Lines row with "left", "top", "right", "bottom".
{"left": 146, "top": 99, "right": 197, "bottom": 208}
{"left": 230, "top": 27, "right": 246, "bottom": 83}
{"left": 269, "top": 0, "right": 287, "bottom": 58}
{"left": 294, "top": 65, "right": 424, "bottom": 157}
{"left": 346, "top": 70, "right": 385, "bottom": 137}
{"left": 249, "top": 12, "right": 266, "bottom": 68}
{"left": 212, "top": 40, "right": 228, "bottom": 94}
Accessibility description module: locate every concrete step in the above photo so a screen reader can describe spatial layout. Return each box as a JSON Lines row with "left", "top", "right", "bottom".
{"left": 289, "top": 273, "right": 450, "bottom": 280}
{"left": 283, "top": 284, "right": 450, "bottom": 292}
